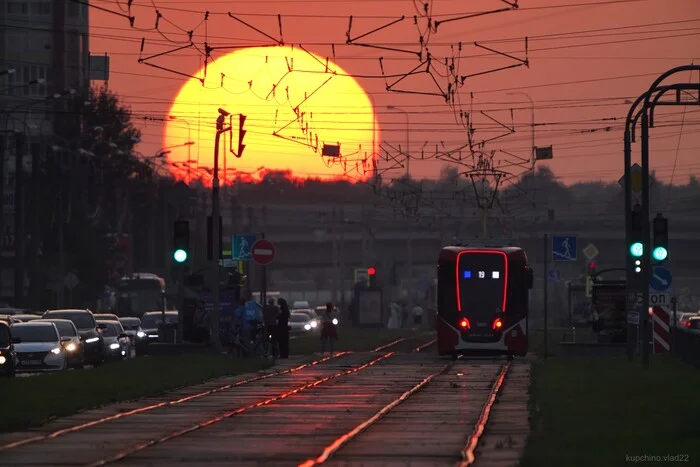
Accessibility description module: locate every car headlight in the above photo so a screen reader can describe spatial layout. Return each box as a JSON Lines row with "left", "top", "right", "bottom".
{"left": 304, "top": 324, "right": 311, "bottom": 331}
{"left": 50, "top": 347, "right": 61, "bottom": 355}
{"left": 136, "top": 331, "right": 146, "bottom": 338}
{"left": 310, "top": 321, "right": 318, "bottom": 328}
{"left": 65, "top": 342, "right": 77, "bottom": 352}
{"left": 85, "top": 337, "right": 99, "bottom": 344}
{"left": 109, "top": 343, "right": 120, "bottom": 350}
{"left": 332, "top": 318, "right": 338, "bottom": 325}
{"left": 0, "top": 356, "right": 6, "bottom": 365}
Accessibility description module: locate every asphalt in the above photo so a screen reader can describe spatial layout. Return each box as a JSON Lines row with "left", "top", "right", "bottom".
{"left": 0, "top": 344, "right": 530, "bottom": 466}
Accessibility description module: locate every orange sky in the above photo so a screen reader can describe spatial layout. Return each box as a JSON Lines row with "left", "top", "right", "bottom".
{"left": 90, "top": 0, "right": 700, "bottom": 185}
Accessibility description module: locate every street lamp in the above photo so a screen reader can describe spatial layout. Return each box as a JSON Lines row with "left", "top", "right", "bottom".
{"left": 506, "top": 91, "right": 535, "bottom": 170}
{"left": 386, "top": 105, "right": 410, "bottom": 178}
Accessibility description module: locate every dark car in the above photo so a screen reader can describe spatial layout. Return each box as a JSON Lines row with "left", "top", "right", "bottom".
{"left": 139, "top": 311, "right": 178, "bottom": 349}
{"left": 36, "top": 319, "right": 85, "bottom": 369}
{"left": 42, "top": 309, "right": 105, "bottom": 366}
{"left": 0, "top": 322, "right": 17, "bottom": 377}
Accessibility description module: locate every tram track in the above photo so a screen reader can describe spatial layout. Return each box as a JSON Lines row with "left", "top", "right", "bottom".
{"left": 0, "top": 336, "right": 434, "bottom": 466}
{"left": 299, "top": 359, "right": 512, "bottom": 466}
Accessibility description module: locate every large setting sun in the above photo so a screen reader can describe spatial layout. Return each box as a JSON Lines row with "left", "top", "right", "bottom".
{"left": 164, "top": 45, "right": 380, "bottom": 184}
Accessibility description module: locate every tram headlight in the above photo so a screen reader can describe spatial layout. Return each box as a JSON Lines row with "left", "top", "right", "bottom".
{"left": 459, "top": 318, "right": 470, "bottom": 330}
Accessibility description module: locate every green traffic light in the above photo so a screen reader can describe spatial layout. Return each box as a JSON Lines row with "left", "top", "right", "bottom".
{"left": 652, "top": 246, "right": 668, "bottom": 261}
{"left": 173, "top": 249, "right": 188, "bottom": 263}
{"left": 629, "top": 242, "right": 643, "bottom": 258}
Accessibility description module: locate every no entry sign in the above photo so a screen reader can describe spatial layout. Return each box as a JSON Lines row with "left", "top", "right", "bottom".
{"left": 251, "top": 239, "right": 276, "bottom": 265}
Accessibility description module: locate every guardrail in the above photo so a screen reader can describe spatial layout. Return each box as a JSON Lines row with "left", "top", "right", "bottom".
{"left": 671, "top": 328, "right": 700, "bottom": 369}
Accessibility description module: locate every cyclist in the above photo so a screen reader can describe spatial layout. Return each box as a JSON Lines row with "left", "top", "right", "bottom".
{"left": 320, "top": 302, "right": 338, "bottom": 354}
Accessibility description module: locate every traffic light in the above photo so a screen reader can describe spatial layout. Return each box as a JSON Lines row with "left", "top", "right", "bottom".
{"left": 368, "top": 266, "right": 377, "bottom": 288}
{"left": 652, "top": 213, "right": 668, "bottom": 262}
{"left": 587, "top": 260, "right": 596, "bottom": 277}
{"left": 236, "top": 114, "right": 246, "bottom": 158}
{"left": 173, "top": 220, "right": 190, "bottom": 263}
{"left": 629, "top": 208, "right": 644, "bottom": 259}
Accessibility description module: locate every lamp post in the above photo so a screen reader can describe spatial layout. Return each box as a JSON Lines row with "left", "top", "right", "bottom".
{"left": 386, "top": 105, "right": 410, "bottom": 178}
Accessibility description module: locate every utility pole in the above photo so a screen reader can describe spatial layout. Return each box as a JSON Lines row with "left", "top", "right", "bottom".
{"left": 0, "top": 135, "right": 5, "bottom": 286}
{"left": 13, "top": 132, "right": 25, "bottom": 306}
{"left": 210, "top": 108, "right": 230, "bottom": 352}
{"left": 339, "top": 206, "right": 346, "bottom": 311}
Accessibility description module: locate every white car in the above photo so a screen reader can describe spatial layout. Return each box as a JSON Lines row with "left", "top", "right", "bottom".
{"left": 11, "top": 322, "right": 68, "bottom": 372}
{"left": 289, "top": 311, "right": 319, "bottom": 333}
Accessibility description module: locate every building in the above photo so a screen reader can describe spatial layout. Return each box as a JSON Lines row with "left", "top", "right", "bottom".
{"left": 0, "top": 0, "right": 90, "bottom": 303}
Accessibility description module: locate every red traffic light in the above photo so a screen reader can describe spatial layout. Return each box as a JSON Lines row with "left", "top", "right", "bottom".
{"left": 588, "top": 261, "right": 596, "bottom": 271}
{"left": 367, "top": 267, "right": 376, "bottom": 276}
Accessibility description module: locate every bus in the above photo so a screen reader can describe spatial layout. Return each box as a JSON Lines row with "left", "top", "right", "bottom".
{"left": 115, "top": 273, "right": 167, "bottom": 318}
{"left": 436, "top": 246, "right": 534, "bottom": 360}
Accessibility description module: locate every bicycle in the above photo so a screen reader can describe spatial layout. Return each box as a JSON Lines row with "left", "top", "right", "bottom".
{"left": 252, "top": 324, "right": 279, "bottom": 362}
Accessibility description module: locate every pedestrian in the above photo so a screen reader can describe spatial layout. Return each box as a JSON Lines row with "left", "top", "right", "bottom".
{"left": 234, "top": 298, "right": 252, "bottom": 355}
{"left": 277, "top": 298, "right": 291, "bottom": 358}
{"left": 411, "top": 303, "right": 424, "bottom": 328}
{"left": 321, "top": 302, "right": 338, "bottom": 354}
{"left": 263, "top": 298, "right": 279, "bottom": 336}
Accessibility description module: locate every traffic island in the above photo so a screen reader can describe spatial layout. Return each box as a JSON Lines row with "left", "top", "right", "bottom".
{"left": 519, "top": 356, "right": 700, "bottom": 466}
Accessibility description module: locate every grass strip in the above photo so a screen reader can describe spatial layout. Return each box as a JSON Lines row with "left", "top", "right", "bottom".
{"left": 520, "top": 356, "right": 700, "bottom": 466}
{"left": 0, "top": 354, "right": 268, "bottom": 433}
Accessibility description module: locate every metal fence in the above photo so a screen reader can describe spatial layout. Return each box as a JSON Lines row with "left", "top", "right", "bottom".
{"left": 671, "top": 328, "right": 700, "bottom": 369}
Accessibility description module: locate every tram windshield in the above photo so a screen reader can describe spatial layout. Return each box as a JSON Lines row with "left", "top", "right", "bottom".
{"left": 457, "top": 252, "right": 507, "bottom": 319}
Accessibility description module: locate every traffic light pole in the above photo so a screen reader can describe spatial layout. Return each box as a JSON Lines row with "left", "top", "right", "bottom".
{"left": 624, "top": 64, "right": 700, "bottom": 368}
{"left": 211, "top": 109, "right": 231, "bottom": 353}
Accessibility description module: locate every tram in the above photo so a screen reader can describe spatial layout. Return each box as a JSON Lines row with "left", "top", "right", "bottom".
{"left": 436, "top": 246, "right": 534, "bottom": 360}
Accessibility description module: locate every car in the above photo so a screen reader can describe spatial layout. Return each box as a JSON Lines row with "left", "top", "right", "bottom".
{"left": 677, "top": 312, "right": 698, "bottom": 328}
{"left": 36, "top": 319, "right": 84, "bottom": 369}
{"left": 0, "top": 315, "right": 19, "bottom": 325}
{"left": 686, "top": 316, "right": 700, "bottom": 335}
{"left": 292, "top": 300, "right": 312, "bottom": 311}
{"left": 140, "top": 311, "right": 179, "bottom": 345}
{"left": 93, "top": 313, "right": 120, "bottom": 322}
{"left": 42, "top": 309, "right": 105, "bottom": 366}
{"left": 289, "top": 311, "right": 319, "bottom": 333}
{"left": 12, "top": 314, "right": 43, "bottom": 323}
{"left": 0, "top": 321, "right": 17, "bottom": 377}
{"left": 118, "top": 317, "right": 142, "bottom": 339}
{"left": 10, "top": 322, "right": 68, "bottom": 372}
{"left": 97, "top": 320, "right": 131, "bottom": 361}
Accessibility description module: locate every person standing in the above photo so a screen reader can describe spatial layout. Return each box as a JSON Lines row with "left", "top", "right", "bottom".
{"left": 321, "top": 302, "right": 338, "bottom": 354}
{"left": 588, "top": 303, "right": 602, "bottom": 343}
{"left": 276, "top": 298, "right": 291, "bottom": 358}
{"left": 411, "top": 303, "right": 424, "bottom": 328}
{"left": 263, "top": 298, "right": 279, "bottom": 336}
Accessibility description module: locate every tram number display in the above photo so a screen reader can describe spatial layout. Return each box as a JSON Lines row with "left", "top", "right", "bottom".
{"left": 463, "top": 270, "right": 502, "bottom": 279}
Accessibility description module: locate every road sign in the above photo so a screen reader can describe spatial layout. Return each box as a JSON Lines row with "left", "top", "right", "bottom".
{"left": 627, "top": 311, "right": 639, "bottom": 325}
{"left": 232, "top": 234, "right": 256, "bottom": 260}
{"left": 552, "top": 235, "right": 577, "bottom": 261}
{"left": 618, "top": 162, "right": 642, "bottom": 193}
{"left": 548, "top": 269, "right": 560, "bottom": 282}
{"left": 649, "top": 266, "right": 672, "bottom": 292}
{"left": 652, "top": 305, "right": 670, "bottom": 353}
{"left": 649, "top": 292, "right": 670, "bottom": 306}
{"left": 582, "top": 243, "right": 599, "bottom": 260}
{"left": 251, "top": 239, "right": 276, "bottom": 265}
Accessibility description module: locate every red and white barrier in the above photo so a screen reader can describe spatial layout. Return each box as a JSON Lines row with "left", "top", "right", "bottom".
{"left": 652, "top": 305, "right": 671, "bottom": 354}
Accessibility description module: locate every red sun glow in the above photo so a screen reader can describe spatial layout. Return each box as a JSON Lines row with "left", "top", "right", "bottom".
{"left": 163, "top": 45, "right": 380, "bottom": 184}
